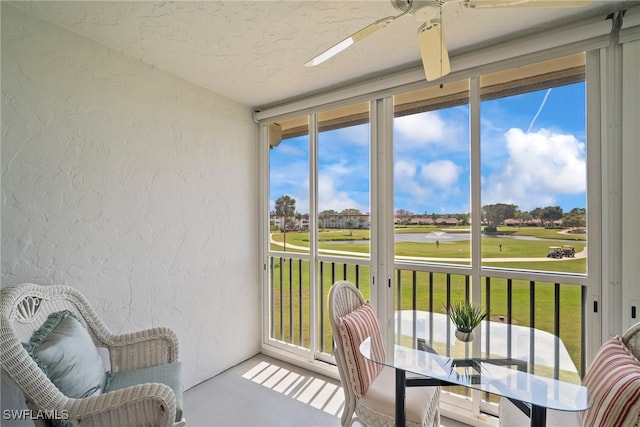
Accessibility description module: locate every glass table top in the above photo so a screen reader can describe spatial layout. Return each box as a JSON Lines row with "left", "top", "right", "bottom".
{"left": 360, "top": 310, "right": 590, "bottom": 412}
{"left": 391, "top": 310, "right": 581, "bottom": 382}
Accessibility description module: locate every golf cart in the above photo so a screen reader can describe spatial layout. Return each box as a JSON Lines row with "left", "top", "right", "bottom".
{"left": 562, "top": 245, "right": 576, "bottom": 258}
{"left": 547, "top": 246, "right": 563, "bottom": 259}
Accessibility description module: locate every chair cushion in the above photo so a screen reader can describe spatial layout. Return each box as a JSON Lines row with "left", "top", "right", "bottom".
{"left": 360, "top": 366, "right": 440, "bottom": 426}
{"left": 337, "top": 301, "right": 385, "bottom": 397}
{"left": 106, "top": 362, "right": 183, "bottom": 422}
{"left": 22, "top": 310, "right": 109, "bottom": 399}
{"left": 580, "top": 336, "right": 640, "bottom": 427}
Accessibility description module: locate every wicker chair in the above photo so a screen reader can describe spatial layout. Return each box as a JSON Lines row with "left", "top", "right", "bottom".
{"left": 623, "top": 322, "right": 640, "bottom": 360}
{"left": 0, "top": 283, "right": 185, "bottom": 427}
{"left": 499, "top": 322, "right": 640, "bottom": 427}
{"left": 328, "top": 280, "right": 440, "bottom": 427}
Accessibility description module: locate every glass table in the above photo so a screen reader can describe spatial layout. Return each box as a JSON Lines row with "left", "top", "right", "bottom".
{"left": 360, "top": 311, "right": 590, "bottom": 427}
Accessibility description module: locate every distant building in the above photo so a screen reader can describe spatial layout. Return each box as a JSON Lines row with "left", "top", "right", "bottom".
{"left": 504, "top": 218, "right": 543, "bottom": 227}
{"left": 435, "top": 217, "right": 461, "bottom": 226}
{"left": 320, "top": 213, "right": 370, "bottom": 229}
{"left": 409, "top": 217, "right": 434, "bottom": 225}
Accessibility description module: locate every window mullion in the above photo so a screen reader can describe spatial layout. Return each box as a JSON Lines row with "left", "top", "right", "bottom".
{"left": 371, "top": 97, "right": 395, "bottom": 350}
{"left": 470, "top": 76, "right": 482, "bottom": 302}
{"left": 309, "top": 113, "right": 319, "bottom": 357}
{"left": 469, "top": 76, "right": 484, "bottom": 418}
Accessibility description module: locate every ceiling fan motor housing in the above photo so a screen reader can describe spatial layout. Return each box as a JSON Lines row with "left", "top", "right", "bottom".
{"left": 391, "top": 0, "right": 445, "bottom": 21}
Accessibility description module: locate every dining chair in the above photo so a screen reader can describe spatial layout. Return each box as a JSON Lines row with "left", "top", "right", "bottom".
{"left": 499, "top": 321, "right": 640, "bottom": 427}
{"left": 1, "top": 283, "right": 185, "bottom": 427}
{"left": 328, "top": 280, "right": 440, "bottom": 427}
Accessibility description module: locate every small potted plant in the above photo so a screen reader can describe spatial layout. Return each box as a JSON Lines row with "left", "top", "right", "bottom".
{"left": 447, "top": 301, "right": 487, "bottom": 342}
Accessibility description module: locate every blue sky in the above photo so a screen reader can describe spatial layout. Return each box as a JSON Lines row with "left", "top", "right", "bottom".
{"left": 270, "top": 82, "right": 586, "bottom": 216}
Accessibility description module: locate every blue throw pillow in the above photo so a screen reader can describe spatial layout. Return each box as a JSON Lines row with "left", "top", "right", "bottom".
{"left": 23, "top": 310, "right": 111, "bottom": 399}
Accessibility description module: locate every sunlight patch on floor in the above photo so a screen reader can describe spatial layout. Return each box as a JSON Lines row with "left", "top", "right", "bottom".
{"left": 242, "top": 360, "right": 345, "bottom": 417}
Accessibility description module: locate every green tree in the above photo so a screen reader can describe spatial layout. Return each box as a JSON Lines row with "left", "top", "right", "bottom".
{"left": 513, "top": 209, "right": 530, "bottom": 228}
{"left": 340, "top": 208, "right": 361, "bottom": 236}
{"left": 482, "top": 203, "right": 517, "bottom": 231}
{"left": 396, "top": 209, "right": 413, "bottom": 224}
{"left": 541, "top": 206, "right": 563, "bottom": 226}
{"left": 319, "top": 209, "right": 337, "bottom": 229}
{"left": 530, "top": 207, "right": 543, "bottom": 220}
{"left": 345, "top": 218, "right": 356, "bottom": 236}
{"left": 457, "top": 213, "right": 470, "bottom": 226}
{"left": 275, "top": 195, "right": 296, "bottom": 251}
{"left": 341, "top": 208, "right": 362, "bottom": 215}
{"left": 563, "top": 207, "right": 586, "bottom": 228}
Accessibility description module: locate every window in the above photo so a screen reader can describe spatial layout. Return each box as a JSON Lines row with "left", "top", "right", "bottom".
{"left": 317, "top": 103, "right": 371, "bottom": 257}
{"left": 268, "top": 115, "right": 310, "bottom": 348}
{"left": 269, "top": 117, "right": 309, "bottom": 253}
{"left": 263, "top": 51, "right": 593, "bottom": 418}
{"left": 480, "top": 54, "right": 587, "bottom": 274}
{"left": 393, "top": 80, "right": 470, "bottom": 265}
{"left": 266, "top": 103, "right": 372, "bottom": 357}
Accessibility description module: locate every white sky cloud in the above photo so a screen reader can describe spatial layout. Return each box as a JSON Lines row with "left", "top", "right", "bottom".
{"left": 395, "top": 159, "right": 417, "bottom": 181}
{"left": 269, "top": 159, "right": 308, "bottom": 188}
{"left": 394, "top": 160, "right": 430, "bottom": 200}
{"left": 483, "top": 128, "right": 586, "bottom": 210}
{"left": 323, "top": 158, "right": 351, "bottom": 176}
{"left": 394, "top": 111, "right": 446, "bottom": 148}
{"left": 420, "top": 160, "right": 461, "bottom": 188}
{"left": 394, "top": 159, "right": 465, "bottom": 213}
{"left": 318, "top": 174, "right": 362, "bottom": 213}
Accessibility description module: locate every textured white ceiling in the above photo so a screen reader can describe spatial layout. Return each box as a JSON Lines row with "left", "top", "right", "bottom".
{"left": 14, "top": 1, "right": 630, "bottom": 108}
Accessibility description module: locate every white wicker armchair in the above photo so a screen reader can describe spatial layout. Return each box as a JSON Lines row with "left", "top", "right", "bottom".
{"left": 328, "top": 280, "right": 440, "bottom": 427}
{"left": 0, "top": 283, "right": 185, "bottom": 427}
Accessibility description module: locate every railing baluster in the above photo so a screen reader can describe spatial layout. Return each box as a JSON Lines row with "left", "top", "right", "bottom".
{"left": 465, "top": 275, "right": 471, "bottom": 360}
{"left": 429, "top": 272, "right": 434, "bottom": 347}
{"left": 554, "top": 283, "right": 561, "bottom": 380}
{"left": 485, "top": 277, "right": 491, "bottom": 359}
{"left": 428, "top": 272, "right": 434, "bottom": 311}
{"left": 465, "top": 275, "right": 470, "bottom": 304}
{"left": 299, "top": 259, "right": 303, "bottom": 346}
{"left": 320, "top": 261, "right": 325, "bottom": 352}
{"left": 289, "top": 257, "right": 293, "bottom": 343}
{"left": 484, "top": 277, "right": 492, "bottom": 402}
{"left": 507, "top": 278, "right": 513, "bottom": 361}
{"left": 412, "top": 270, "right": 417, "bottom": 311}
{"left": 270, "top": 257, "right": 275, "bottom": 338}
{"left": 280, "top": 257, "right": 284, "bottom": 340}
{"left": 581, "top": 285, "right": 587, "bottom": 377}
{"left": 530, "top": 280, "right": 536, "bottom": 374}
{"left": 355, "top": 265, "right": 360, "bottom": 289}
{"left": 397, "top": 269, "right": 402, "bottom": 311}
{"left": 331, "top": 263, "right": 336, "bottom": 287}
{"left": 446, "top": 274, "right": 451, "bottom": 357}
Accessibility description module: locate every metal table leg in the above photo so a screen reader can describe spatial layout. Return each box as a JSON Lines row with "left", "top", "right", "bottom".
{"left": 531, "top": 405, "right": 547, "bottom": 427}
{"left": 395, "top": 368, "right": 406, "bottom": 427}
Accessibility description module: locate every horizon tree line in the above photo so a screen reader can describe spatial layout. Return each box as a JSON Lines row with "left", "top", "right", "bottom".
{"left": 274, "top": 194, "right": 587, "bottom": 235}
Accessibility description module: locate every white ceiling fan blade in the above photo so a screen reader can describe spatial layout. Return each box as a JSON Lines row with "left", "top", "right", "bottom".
{"left": 417, "top": 20, "right": 451, "bottom": 81}
{"left": 305, "top": 14, "right": 401, "bottom": 67}
{"left": 463, "top": 0, "right": 591, "bottom": 9}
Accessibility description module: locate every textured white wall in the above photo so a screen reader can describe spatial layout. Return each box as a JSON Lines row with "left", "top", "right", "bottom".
{"left": 1, "top": 4, "right": 260, "bottom": 389}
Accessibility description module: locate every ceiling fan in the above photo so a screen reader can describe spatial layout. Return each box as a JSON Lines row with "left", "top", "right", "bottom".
{"left": 304, "top": 0, "right": 591, "bottom": 82}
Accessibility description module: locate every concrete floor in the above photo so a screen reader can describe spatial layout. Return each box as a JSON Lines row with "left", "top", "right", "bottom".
{"left": 183, "top": 353, "right": 470, "bottom": 427}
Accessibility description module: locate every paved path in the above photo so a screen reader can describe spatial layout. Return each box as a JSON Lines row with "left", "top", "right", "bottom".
{"left": 270, "top": 235, "right": 586, "bottom": 262}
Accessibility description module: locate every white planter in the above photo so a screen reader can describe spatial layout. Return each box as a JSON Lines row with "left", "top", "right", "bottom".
{"left": 455, "top": 330, "right": 474, "bottom": 342}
